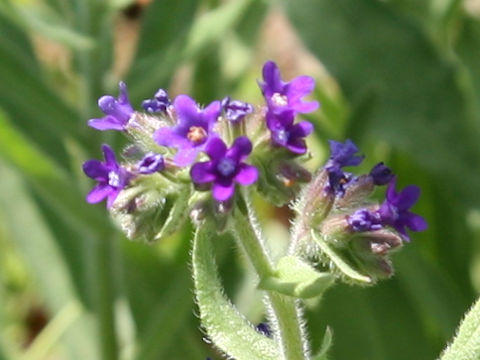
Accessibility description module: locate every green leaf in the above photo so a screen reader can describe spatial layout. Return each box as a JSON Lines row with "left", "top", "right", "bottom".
{"left": 312, "top": 327, "right": 333, "bottom": 360}
{"left": 311, "top": 230, "right": 372, "bottom": 285}
{"left": 192, "top": 219, "right": 279, "bottom": 360}
{"left": 259, "top": 256, "right": 334, "bottom": 299}
{"left": 440, "top": 297, "right": 480, "bottom": 360}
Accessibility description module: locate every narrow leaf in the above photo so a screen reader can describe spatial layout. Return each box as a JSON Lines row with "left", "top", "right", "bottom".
{"left": 440, "top": 297, "right": 480, "bottom": 360}
{"left": 311, "top": 230, "right": 372, "bottom": 284}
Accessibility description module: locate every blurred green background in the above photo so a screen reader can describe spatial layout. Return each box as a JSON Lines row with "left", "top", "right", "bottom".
{"left": 0, "top": 0, "right": 480, "bottom": 359}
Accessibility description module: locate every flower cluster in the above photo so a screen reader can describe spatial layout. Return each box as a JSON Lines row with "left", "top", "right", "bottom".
{"left": 82, "top": 61, "right": 321, "bottom": 239}
{"left": 82, "top": 61, "right": 426, "bottom": 255}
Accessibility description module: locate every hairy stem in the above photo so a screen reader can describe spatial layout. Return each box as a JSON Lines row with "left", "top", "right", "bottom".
{"left": 232, "top": 190, "right": 308, "bottom": 360}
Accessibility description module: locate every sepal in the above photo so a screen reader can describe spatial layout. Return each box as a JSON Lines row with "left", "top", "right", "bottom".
{"left": 259, "top": 256, "right": 334, "bottom": 298}
{"left": 110, "top": 175, "right": 190, "bottom": 243}
{"left": 312, "top": 327, "right": 333, "bottom": 360}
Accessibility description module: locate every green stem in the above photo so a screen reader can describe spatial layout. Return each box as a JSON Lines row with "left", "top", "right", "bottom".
{"left": 232, "top": 190, "right": 308, "bottom": 360}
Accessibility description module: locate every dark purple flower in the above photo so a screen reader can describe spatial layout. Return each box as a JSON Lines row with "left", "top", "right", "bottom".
{"left": 142, "top": 88, "right": 171, "bottom": 113}
{"left": 83, "top": 144, "right": 131, "bottom": 208}
{"left": 221, "top": 96, "right": 254, "bottom": 122}
{"left": 327, "top": 139, "right": 364, "bottom": 169}
{"left": 369, "top": 162, "right": 394, "bottom": 185}
{"left": 154, "top": 95, "right": 221, "bottom": 166}
{"left": 88, "top": 82, "right": 134, "bottom": 131}
{"left": 325, "top": 139, "right": 364, "bottom": 196}
{"left": 266, "top": 111, "right": 313, "bottom": 154}
{"left": 347, "top": 209, "right": 383, "bottom": 232}
{"left": 137, "top": 152, "right": 165, "bottom": 174}
{"left": 190, "top": 137, "right": 258, "bottom": 201}
{"left": 259, "top": 61, "right": 319, "bottom": 115}
{"left": 377, "top": 177, "right": 427, "bottom": 241}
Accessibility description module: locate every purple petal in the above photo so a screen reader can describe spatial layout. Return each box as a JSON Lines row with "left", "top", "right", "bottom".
{"left": 191, "top": 162, "right": 216, "bottom": 184}
{"left": 290, "top": 121, "right": 314, "bottom": 138}
{"left": 396, "top": 185, "right": 420, "bottom": 211}
{"left": 293, "top": 100, "right": 320, "bottom": 114}
{"left": 154, "top": 127, "right": 191, "bottom": 149}
{"left": 212, "top": 182, "right": 235, "bottom": 201}
{"left": 202, "top": 100, "right": 221, "bottom": 127}
{"left": 227, "top": 136, "right": 252, "bottom": 162}
{"left": 261, "top": 61, "right": 283, "bottom": 94}
{"left": 404, "top": 213, "right": 428, "bottom": 232}
{"left": 234, "top": 164, "right": 258, "bottom": 185}
{"left": 101, "top": 144, "right": 117, "bottom": 167}
{"left": 174, "top": 147, "right": 200, "bottom": 166}
{"left": 106, "top": 190, "right": 121, "bottom": 208}
{"left": 118, "top": 82, "right": 129, "bottom": 104}
{"left": 173, "top": 95, "right": 199, "bottom": 126}
{"left": 86, "top": 184, "right": 112, "bottom": 204}
{"left": 206, "top": 138, "right": 227, "bottom": 159}
{"left": 83, "top": 160, "right": 109, "bottom": 180}
{"left": 386, "top": 177, "right": 398, "bottom": 202}
{"left": 88, "top": 116, "right": 125, "bottom": 131}
{"left": 266, "top": 111, "right": 295, "bottom": 130}
{"left": 286, "top": 138, "right": 308, "bottom": 154}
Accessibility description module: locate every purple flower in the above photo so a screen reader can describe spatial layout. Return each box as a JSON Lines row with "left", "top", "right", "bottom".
{"left": 83, "top": 145, "right": 131, "bottom": 208}
{"left": 259, "top": 61, "right": 319, "bottom": 115}
{"left": 221, "top": 96, "right": 254, "bottom": 122}
{"left": 325, "top": 139, "right": 364, "bottom": 196}
{"left": 154, "top": 95, "right": 221, "bottom": 166}
{"left": 327, "top": 139, "right": 364, "bottom": 168}
{"left": 377, "top": 177, "right": 427, "bottom": 241}
{"left": 190, "top": 137, "right": 258, "bottom": 201}
{"left": 266, "top": 111, "right": 313, "bottom": 154}
{"left": 347, "top": 209, "right": 383, "bottom": 232}
{"left": 137, "top": 152, "right": 165, "bottom": 174}
{"left": 88, "top": 82, "right": 134, "bottom": 131}
{"left": 369, "top": 162, "right": 394, "bottom": 185}
{"left": 142, "top": 88, "right": 171, "bottom": 113}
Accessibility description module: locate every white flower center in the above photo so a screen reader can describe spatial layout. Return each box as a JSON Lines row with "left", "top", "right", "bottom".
{"left": 271, "top": 93, "right": 288, "bottom": 106}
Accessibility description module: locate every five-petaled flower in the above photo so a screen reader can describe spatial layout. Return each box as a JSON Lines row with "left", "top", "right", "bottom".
{"left": 259, "top": 61, "right": 319, "bottom": 115}
{"left": 190, "top": 137, "right": 258, "bottom": 201}
{"left": 266, "top": 111, "right": 313, "bottom": 154}
{"left": 325, "top": 139, "right": 364, "bottom": 196}
{"left": 154, "top": 95, "right": 221, "bottom": 166}
{"left": 88, "top": 82, "right": 134, "bottom": 131}
{"left": 82, "top": 144, "right": 132, "bottom": 208}
{"left": 377, "top": 177, "right": 427, "bottom": 241}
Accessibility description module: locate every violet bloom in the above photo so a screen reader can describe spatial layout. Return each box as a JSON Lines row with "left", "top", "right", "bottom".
{"left": 221, "top": 97, "right": 254, "bottom": 122}
{"left": 83, "top": 145, "right": 131, "bottom": 208}
{"left": 266, "top": 111, "right": 313, "bottom": 154}
{"left": 347, "top": 209, "right": 383, "bottom": 232}
{"left": 142, "top": 88, "right": 171, "bottom": 113}
{"left": 88, "top": 82, "right": 134, "bottom": 131}
{"left": 190, "top": 137, "right": 258, "bottom": 201}
{"left": 377, "top": 177, "right": 427, "bottom": 241}
{"left": 325, "top": 139, "right": 364, "bottom": 196}
{"left": 259, "top": 61, "right": 319, "bottom": 115}
{"left": 137, "top": 152, "right": 165, "bottom": 174}
{"left": 369, "top": 162, "right": 394, "bottom": 185}
{"left": 154, "top": 95, "right": 221, "bottom": 166}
